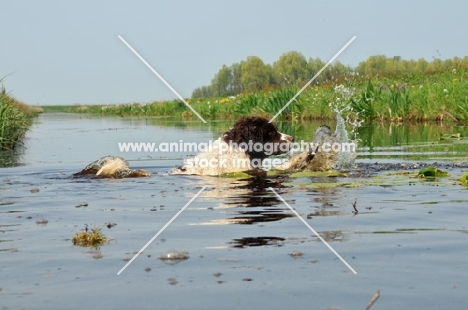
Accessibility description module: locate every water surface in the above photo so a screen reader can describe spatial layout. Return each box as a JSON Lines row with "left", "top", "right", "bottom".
{"left": 1, "top": 113, "right": 467, "bottom": 309}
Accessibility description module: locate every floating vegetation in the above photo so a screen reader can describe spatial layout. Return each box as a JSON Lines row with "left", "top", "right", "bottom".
{"left": 417, "top": 166, "right": 449, "bottom": 178}
{"left": 461, "top": 173, "right": 468, "bottom": 185}
{"left": 292, "top": 181, "right": 362, "bottom": 189}
{"left": 373, "top": 228, "right": 442, "bottom": 234}
{"left": 288, "top": 170, "right": 347, "bottom": 178}
{"left": 220, "top": 171, "right": 252, "bottom": 178}
{"left": 35, "top": 218, "right": 48, "bottom": 226}
{"left": 439, "top": 132, "right": 462, "bottom": 140}
{"left": 72, "top": 227, "right": 110, "bottom": 247}
{"left": 288, "top": 250, "right": 304, "bottom": 258}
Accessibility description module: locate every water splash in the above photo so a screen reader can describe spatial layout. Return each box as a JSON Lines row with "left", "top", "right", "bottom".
{"left": 329, "top": 86, "right": 363, "bottom": 171}
{"left": 332, "top": 111, "right": 357, "bottom": 171}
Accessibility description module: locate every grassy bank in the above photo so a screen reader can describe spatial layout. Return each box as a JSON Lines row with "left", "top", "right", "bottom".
{"left": 0, "top": 85, "right": 42, "bottom": 150}
{"left": 43, "top": 70, "right": 468, "bottom": 123}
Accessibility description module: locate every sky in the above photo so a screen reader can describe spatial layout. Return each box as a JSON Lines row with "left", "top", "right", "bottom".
{"left": 1, "top": 0, "right": 467, "bottom": 105}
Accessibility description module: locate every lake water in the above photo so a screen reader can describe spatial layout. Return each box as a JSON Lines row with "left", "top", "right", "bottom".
{"left": 1, "top": 113, "right": 467, "bottom": 309}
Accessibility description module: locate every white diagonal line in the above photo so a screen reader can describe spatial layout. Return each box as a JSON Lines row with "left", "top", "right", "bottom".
{"left": 117, "top": 186, "right": 206, "bottom": 275}
{"left": 118, "top": 35, "right": 207, "bottom": 123}
{"left": 268, "top": 187, "right": 357, "bottom": 274}
{"left": 269, "top": 36, "right": 356, "bottom": 123}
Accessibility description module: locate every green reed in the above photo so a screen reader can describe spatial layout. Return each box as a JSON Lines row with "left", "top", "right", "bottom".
{"left": 47, "top": 70, "right": 468, "bottom": 124}
{"left": 0, "top": 85, "right": 39, "bottom": 150}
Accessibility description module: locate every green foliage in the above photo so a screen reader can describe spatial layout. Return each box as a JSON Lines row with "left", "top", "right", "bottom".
{"left": 0, "top": 84, "right": 38, "bottom": 150}
{"left": 211, "top": 64, "right": 232, "bottom": 97}
{"left": 240, "top": 56, "right": 270, "bottom": 91}
{"left": 460, "top": 173, "right": 468, "bottom": 185}
{"left": 260, "top": 88, "right": 302, "bottom": 120}
{"left": 72, "top": 227, "right": 110, "bottom": 247}
{"left": 387, "top": 83, "right": 411, "bottom": 120}
{"left": 350, "top": 80, "right": 380, "bottom": 120}
{"left": 49, "top": 54, "right": 468, "bottom": 124}
{"left": 234, "top": 93, "right": 263, "bottom": 115}
{"left": 275, "top": 51, "right": 309, "bottom": 87}
{"left": 417, "top": 166, "right": 449, "bottom": 178}
{"left": 356, "top": 55, "right": 468, "bottom": 77}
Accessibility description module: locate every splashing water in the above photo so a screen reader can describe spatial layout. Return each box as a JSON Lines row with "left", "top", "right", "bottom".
{"left": 332, "top": 111, "right": 358, "bottom": 171}
{"left": 329, "top": 88, "right": 363, "bottom": 171}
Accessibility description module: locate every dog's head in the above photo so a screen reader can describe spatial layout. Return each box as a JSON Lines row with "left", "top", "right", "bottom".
{"left": 222, "top": 117, "right": 294, "bottom": 161}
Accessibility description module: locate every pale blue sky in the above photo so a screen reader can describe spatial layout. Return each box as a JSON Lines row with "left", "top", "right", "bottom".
{"left": 1, "top": 0, "right": 466, "bottom": 105}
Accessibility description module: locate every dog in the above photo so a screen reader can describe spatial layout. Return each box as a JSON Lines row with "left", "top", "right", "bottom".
{"left": 75, "top": 155, "right": 150, "bottom": 178}
{"left": 276, "top": 125, "right": 341, "bottom": 172}
{"left": 174, "top": 116, "right": 294, "bottom": 176}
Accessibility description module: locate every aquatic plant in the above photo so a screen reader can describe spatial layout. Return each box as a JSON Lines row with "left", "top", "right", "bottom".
{"left": 350, "top": 80, "right": 380, "bottom": 120}
{"left": 260, "top": 88, "right": 302, "bottom": 120}
{"left": 234, "top": 93, "right": 263, "bottom": 115}
{"left": 417, "top": 166, "right": 449, "bottom": 178}
{"left": 72, "top": 227, "right": 110, "bottom": 247}
{"left": 0, "top": 84, "right": 39, "bottom": 150}
{"left": 460, "top": 172, "right": 468, "bottom": 185}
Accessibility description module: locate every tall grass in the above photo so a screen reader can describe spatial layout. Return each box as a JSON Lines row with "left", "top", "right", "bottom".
{"left": 47, "top": 69, "right": 468, "bottom": 124}
{"left": 0, "top": 85, "right": 40, "bottom": 150}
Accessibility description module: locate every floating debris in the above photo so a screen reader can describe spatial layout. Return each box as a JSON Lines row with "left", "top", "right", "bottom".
{"left": 288, "top": 250, "right": 304, "bottom": 258}
{"left": 35, "top": 218, "right": 48, "bottom": 226}
{"left": 30, "top": 187, "right": 39, "bottom": 193}
{"left": 364, "top": 290, "right": 381, "bottom": 310}
{"left": 105, "top": 222, "right": 117, "bottom": 229}
{"left": 159, "top": 249, "right": 190, "bottom": 264}
{"left": 352, "top": 199, "right": 358, "bottom": 214}
{"left": 75, "top": 203, "right": 88, "bottom": 208}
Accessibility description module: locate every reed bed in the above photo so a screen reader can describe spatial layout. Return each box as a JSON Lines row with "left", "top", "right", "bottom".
{"left": 0, "top": 84, "right": 41, "bottom": 150}
{"left": 45, "top": 70, "right": 468, "bottom": 124}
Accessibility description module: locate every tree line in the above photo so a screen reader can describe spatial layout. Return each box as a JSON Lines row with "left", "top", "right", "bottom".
{"left": 192, "top": 52, "right": 468, "bottom": 98}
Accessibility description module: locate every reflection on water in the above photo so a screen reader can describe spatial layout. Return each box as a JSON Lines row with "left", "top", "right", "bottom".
{"left": 228, "top": 236, "right": 286, "bottom": 248}
{"left": 198, "top": 175, "right": 294, "bottom": 226}
{"left": 2, "top": 113, "right": 468, "bottom": 310}
{"left": 357, "top": 122, "right": 468, "bottom": 159}
{"left": 1, "top": 113, "right": 467, "bottom": 167}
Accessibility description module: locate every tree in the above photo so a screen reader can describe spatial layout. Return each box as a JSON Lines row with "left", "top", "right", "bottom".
{"left": 307, "top": 57, "right": 326, "bottom": 84}
{"left": 230, "top": 62, "right": 244, "bottom": 94}
{"left": 211, "top": 65, "right": 231, "bottom": 97}
{"left": 275, "top": 51, "right": 309, "bottom": 87}
{"left": 364, "top": 55, "right": 388, "bottom": 74}
{"left": 240, "top": 56, "right": 270, "bottom": 91}
{"left": 191, "top": 85, "right": 212, "bottom": 98}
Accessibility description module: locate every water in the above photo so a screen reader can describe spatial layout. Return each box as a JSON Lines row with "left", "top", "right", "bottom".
{"left": 1, "top": 113, "right": 468, "bottom": 309}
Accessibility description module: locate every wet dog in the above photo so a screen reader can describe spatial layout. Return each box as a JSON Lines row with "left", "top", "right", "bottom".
{"left": 174, "top": 116, "right": 294, "bottom": 176}
{"left": 75, "top": 156, "right": 150, "bottom": 178}
{"left": 277, "top": 125, "right": 341, "bottom": 172}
